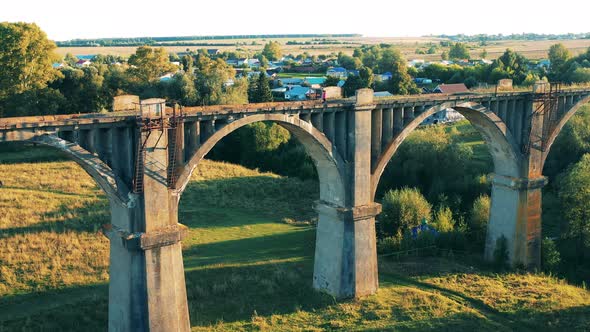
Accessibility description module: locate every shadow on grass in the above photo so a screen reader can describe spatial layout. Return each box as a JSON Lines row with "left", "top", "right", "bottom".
{"left": 185, "top": 260, "right": 335, "bottom": 328}
{"left": 183, "top": 227, "right": 316, "bottom": 268}
{"left": 180, "top": 175, "right": 318, "bottom": 226}
{"left": 0, "top": 284, "right": 108, "bottom": 331}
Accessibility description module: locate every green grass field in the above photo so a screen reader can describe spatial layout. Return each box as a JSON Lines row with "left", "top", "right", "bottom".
{"left": 0, "top": 143, "right": 589, "bottom": 331}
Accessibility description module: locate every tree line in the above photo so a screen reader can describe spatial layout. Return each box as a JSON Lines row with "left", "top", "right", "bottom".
{"left": 56, "top": 34, "right": 362, "bottom": 47}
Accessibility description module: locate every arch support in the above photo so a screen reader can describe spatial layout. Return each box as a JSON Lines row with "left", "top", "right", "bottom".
{"left": 370, "top": 100, "right": 546, "bottom": 268}
{"left": 107, "top": 125, "right": 190, "bottom": 332}
{"left": 175, "top": 93, "right": 380, "bottom": 299}
{"left": 314, "top": 89, "right": 381, "bottom": 298}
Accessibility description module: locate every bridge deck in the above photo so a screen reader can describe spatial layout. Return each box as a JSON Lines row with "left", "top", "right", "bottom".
{"left": 1, "top": 89, "right": 589, "bottom": 130}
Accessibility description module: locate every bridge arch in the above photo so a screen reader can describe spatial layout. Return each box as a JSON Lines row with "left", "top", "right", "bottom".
{"left": 542, "top": 95, "right": 590, "bottom": 168}
{"left": 34, "top": 135, "right": 130, "bottom": 206}
{"left": 370, "top": 101, "right": 521, "bottom": 200}
{"left": 3, "top": 134, "right": 131, "bottom": 207}
{"left": 175, "top": 113, "right": 348, "bottom": 207}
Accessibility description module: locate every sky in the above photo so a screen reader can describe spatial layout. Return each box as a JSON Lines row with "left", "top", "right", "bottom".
{"left": 2, "top": 0, "right": 589, "bottom": 41}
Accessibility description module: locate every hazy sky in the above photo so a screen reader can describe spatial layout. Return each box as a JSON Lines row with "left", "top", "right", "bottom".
{"left": 2, "top": 0, "right": 588, "bottom": 41}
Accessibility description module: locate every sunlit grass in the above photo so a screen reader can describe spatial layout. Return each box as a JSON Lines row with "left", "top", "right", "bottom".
{"left": 1, "top": 145, "right": 589, "bottom": 331}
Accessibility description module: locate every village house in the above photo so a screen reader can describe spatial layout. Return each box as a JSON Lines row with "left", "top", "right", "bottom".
{"left": 374, "top": 72, "right": 392, "bottom": 81}
{"left": 433, "top": 83, "right": 469, "bottom": 94}
{"left": 207, "top": 49, "right": 220, "bottom": 56}
{"left": 326, "top": 67, "right": 348, "bottom": 78}
{"left": 159, "top": 73, "right": 174, "bottom": 82}
{"left": 373, "top": 91, "right": 393, "bottom": 97}
{"left": 285, "top": 85, "right": 314, "bottom": 100}
{"left": 272, "top": 85, "right": 315, "bottom": 101}
{"left": 75, "top": 59, "right": 91, "bottom": 67}
{"left": 408, "top": 59, "right": 425, "bottom": 67}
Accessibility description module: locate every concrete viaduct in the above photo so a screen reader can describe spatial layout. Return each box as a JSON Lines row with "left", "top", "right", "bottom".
{"left": 1, "top": 84, "right": 589, "bottom": 331}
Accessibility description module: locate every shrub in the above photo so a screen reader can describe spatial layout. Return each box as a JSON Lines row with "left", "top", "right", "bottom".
{"left": 432, "top": 206, "right": 454, "bottom": 232}
{"left": 558, "top": 153, "right": 590, "bottom": 265}
{"left": 469, "top": 194, "right": 490, "bottom": 247}
{"left": 379, "top": 187, "right": 431, "bottom": 237}
{"left": 377, "top": 234, "right": 403, "bottom": 254}
{"left": 541, "top": 237, "right": 561, "bottom": 272}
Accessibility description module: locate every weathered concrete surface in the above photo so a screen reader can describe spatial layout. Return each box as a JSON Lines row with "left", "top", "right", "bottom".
{"left": 104, "top": 120, "right": 190, "bottom": 331}
{"left": 312, "top": 89, "right": 381, "bottom": 298}
{"left": 313, "top": 202, "right": 381, "bottom": 298}
{"left": 2, "top": 88, "right": 590, "bottom": 329}
{"left": 485, "top": 175, "right": 547, "bottom": 267}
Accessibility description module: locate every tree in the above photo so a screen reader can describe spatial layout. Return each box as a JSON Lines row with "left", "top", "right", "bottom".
{"left": 262, "top": 41, "right": 282, "bottom": 61}
{"left": 323, "top": 76, "right": 340, "bottom": 87}
{"left": 449, "top": 43, "right": 470, "bottom": 60}
{"left": 338, "top": 52, "right": 362, "bottom": 70}
{"left": 0, "top": 22, "right": 61, "bottom": 100}
{"left": 51, "top": 66, "right": 107, "bottom": 114}
{"left": 558, "top": 153, "right": 590, "bottom": 257}
{"left": 441, "top": 50, "right": 449, "bottom": 60}
{"left": 464, "top": 76, "right": 478, "bottom": 89}
{"left": 64, "top": 53, "right": 79, "bottom": 66}
{"left": 387, "top": 50, "right": 420, "bottom": 95}
{"left": 358, "top": 66, "right": 374, "bottom": 88}
{"left": 194, "top": 57, "right": 247, "bottom": 105}
{"left": 544, "top": 109, "right": 590, "bottom": 179}
{"left": 376, "top": 125, "right": 489, "bottom": 213}
{"left": 469, "top": 194, "right": 490, "bottom": 246}
{"left": 379, "top": 187, "right": 432, "bottom": 237}
{"left": 128, "top": 46, "right": 176, "bottom": 82}
{"left": 480, "top": 49, "right": 488, "bottom": 59}
{"left": 181, "top": 55, "right": 194, "bottom": 73}
{"left": 548, "top": 43, "right": 571, "bottom": 79}
{"left": 256, "top": 72, "right": 273, "bottom": 103}
{"left": 342, "top": 67, "right": 374, "bottom": 97}
{"left": 247, "top": 76, "right": 259, "bottom": 103}
{"left": 169, "top": 72, "right": 198, "bottom": 106}
{"left": 569, "top": 67, "right": 590, "bottom": 83}
{"left": 488, "top": 49, "right": 530, "bottom": 85}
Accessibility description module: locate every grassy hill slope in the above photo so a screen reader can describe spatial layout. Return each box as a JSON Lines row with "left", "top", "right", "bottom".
{"left": 0, "top": 144, "right": 588, "bottom": 331}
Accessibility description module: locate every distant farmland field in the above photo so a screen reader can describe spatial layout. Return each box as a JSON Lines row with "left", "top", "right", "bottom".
{"left": 56, "top": 36, "right": 590, "bottom": 60}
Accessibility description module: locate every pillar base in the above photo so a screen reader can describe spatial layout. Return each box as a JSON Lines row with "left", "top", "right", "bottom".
{"left": 105, "top": 210, "right": 190, "bottom": 332}
{"left": 313, "top": 202, "right": 381, "bottom": 298}
{"left": 485, "top": 174, "right": 547, "bottom": 268}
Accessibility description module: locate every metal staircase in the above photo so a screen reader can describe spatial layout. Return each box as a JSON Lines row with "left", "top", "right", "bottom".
{"left": 522, "top": 82, "right": 561, "bottom": 154}
{"left": 131, "top": 101, "right": 183, "bottom": 193}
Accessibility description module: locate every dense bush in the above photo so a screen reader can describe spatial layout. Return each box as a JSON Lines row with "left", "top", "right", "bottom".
{"left": 376, "top": 124, "right": 492, "bottom": 215}
{"left": 542, "top": 238, "right": 561, "bottom": 273}
{"left": 378, "top": 187, "right": 432, "bottom": 237}
{"left": 558, "top": 153, "right": 590, "bottom": 261}
{"left": 468, "top": 194, "right": 490, "bottom": 248}
{"left": 432, "top": 206, "right": 454, "bottom": 232}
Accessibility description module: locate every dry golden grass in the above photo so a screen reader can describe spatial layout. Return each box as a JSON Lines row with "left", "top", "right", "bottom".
{"left": 0, "top": 157, "right": 110, "bottom": 297}
{"left": 1, "top": 146, "right": 589, "bottom": 331}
